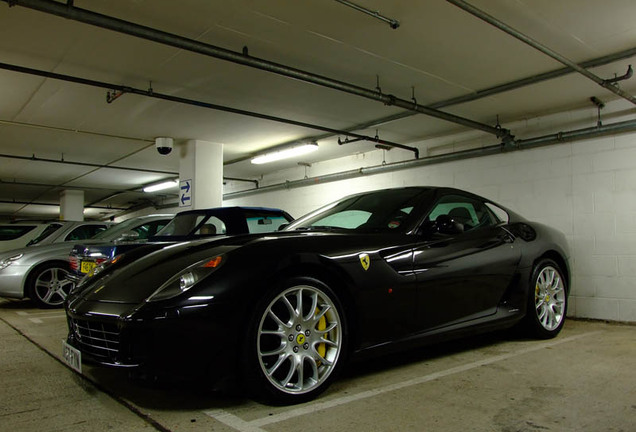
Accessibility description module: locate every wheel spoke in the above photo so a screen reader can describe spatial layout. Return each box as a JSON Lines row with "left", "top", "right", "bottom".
{"left": 261, "top": 343, "right": 287, "bottom": 357}
{"left": 268, "top": 309, "right": 290, "bottom": 330}
{"left": 41, "top": 289, "right": 55, "bottom": 303}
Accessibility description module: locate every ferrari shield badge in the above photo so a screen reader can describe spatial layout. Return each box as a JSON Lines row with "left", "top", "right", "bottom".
{"left": 359, "top": 253, "right": 370, "bottom": 271}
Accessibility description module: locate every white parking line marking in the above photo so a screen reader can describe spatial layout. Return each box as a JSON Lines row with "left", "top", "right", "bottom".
{"left": 29, "top": 318, "right": 44, "bottom": 324}
{"left": 203, "top": 410, "right": 267, "bottom": 432}
{"left": 205, "top": 331, "right": 600, "bottom": 431}
{"left": 16, "top": 311, "right": 65, "bottom": 317}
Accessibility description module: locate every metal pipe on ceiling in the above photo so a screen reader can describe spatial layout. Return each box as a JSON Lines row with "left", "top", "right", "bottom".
{"left": 446, "top": 0, "right": 636, "bottom": 106}
{"left": 0, "top": 151, "right": 178, "bottom": 176}
{"left": 224, "top": 118, "right": 636, "bottom": 199}
{"left": 224, "top": 43, "right": 636, "bottom": 165}
{"left": 2, "top": 0, "right": 510, "bottom": 141}
{"left": 334, "top": 0, "right": 400, "bottom": 29}
{"left": 0, "top": 61, "right": 419, "bottom": 158}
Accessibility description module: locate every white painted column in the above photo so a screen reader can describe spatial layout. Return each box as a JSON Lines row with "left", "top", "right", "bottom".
{"left": 178, "top": 140, "right": 224, "bottom": 209}
{"left": 60, "top": 189, "right": 84, "bottom": 221}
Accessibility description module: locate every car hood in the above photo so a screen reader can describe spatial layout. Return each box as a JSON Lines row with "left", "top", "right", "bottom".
{"left": 0, "top": 241, "right": 79, "bottom": 264}
{"left": 72, "top": 237, "right": 247, "bottom": 304}
{"left": 70, "top": 231, "right": 415, "bottom": 305}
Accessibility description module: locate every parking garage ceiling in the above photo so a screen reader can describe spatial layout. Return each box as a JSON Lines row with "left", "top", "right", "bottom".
{"left": 0, "top": 0, "right": 635, "bottom": 220}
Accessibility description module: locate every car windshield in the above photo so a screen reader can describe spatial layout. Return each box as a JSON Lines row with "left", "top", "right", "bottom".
{"left": 286, "top": 188, "right": 429, "bottom": 232}
{"left": 26, "top": 223, "right": 62, "bottom": 245}
{"left": 91, "top": 219, "right": 148, "bottom": 241}
{"left": 156, "top": 212, "right": 219, "bottom": 236}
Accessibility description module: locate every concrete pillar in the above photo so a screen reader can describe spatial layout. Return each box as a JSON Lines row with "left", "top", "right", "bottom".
{"left": 60, "top": 190, "right": 84, "bottom": 221}
{"left": 178, "top": 140, "right": 223, "bottom": 209}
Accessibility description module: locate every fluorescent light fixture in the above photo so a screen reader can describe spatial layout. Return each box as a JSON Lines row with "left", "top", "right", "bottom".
{"left": 143, "top": 179, "right": 179, "bottom": 193}
{"left": 251, "top": 142, "right": 318, "bottom": 165}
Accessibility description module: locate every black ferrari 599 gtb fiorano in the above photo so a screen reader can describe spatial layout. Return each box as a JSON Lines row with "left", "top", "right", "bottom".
{"left": 64, "top": 187, "right": 570, "bottom": 404}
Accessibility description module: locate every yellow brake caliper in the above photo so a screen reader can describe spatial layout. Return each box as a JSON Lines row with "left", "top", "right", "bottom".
{"left": 316, "top": 308, "right": 327, "bottom": 360}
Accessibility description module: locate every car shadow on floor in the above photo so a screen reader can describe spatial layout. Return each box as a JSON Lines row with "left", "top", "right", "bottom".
{"left": 84, "top": 326, "right": 534, "bottom": 411}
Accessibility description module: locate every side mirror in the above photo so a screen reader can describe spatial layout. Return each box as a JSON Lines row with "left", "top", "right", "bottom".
{"left": 435, "top": 214, "right": 464, "bottom": 235}
{"left": 116, "top": 231, "right": 140, "bottom": 242}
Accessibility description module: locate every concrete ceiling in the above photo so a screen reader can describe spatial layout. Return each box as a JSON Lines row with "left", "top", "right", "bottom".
{"left": 1, "top": 0, "right": 635, "bottom": 220}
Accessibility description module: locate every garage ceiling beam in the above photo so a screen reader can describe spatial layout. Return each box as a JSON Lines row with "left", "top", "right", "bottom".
{"left": 2, "top": 0, "right": 511, "bottom": 142}
{"left": 447, "top": 0, "right": 636, "bottom": 106}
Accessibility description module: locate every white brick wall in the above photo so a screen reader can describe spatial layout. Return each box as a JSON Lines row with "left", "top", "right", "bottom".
{"left": 224, "top": 102, "right": 636, "bottom": 323}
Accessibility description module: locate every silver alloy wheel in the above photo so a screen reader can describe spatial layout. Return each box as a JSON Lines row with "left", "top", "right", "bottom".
{"left": 534, "top": 265, "right": 566, "bottom": 331}
{"left": 257, "top": 285, "right": 342, "bottom": 395}
{"left": 33, "top": 267, "right": 73, "bottom": 306}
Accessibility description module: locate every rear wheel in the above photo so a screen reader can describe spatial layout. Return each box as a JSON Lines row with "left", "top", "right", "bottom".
{"left": 27, "top": 263, "right": 74, "bottom": 308}
{"left": 524, "top": 259, "right": 567, "bottom": 338}
{"left": 245, "top": 277, "right": 346, "bottom": 404}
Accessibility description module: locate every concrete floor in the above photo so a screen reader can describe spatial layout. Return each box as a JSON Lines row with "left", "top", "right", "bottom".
{"left": 1, "top": 298, "right": 635, "bottom": 432}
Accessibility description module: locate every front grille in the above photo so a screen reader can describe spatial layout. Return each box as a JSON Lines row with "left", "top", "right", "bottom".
{"left": 70, "top": 318, "right": 121, "bottom": 362}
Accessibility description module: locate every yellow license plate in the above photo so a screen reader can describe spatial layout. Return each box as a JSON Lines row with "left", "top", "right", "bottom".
{"left": 80, "top": 261, "right": 96, "bottom": 274}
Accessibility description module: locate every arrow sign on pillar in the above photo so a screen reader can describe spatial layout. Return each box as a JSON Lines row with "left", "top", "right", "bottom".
{"left": 179, "top": 179, "right": 192, "bottom": 207}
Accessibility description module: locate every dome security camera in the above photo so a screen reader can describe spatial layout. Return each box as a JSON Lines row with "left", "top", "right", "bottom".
{"left": 155, "top": 137, "right": 174, "bottom": 155}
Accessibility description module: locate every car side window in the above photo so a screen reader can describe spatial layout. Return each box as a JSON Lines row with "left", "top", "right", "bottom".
{"left": 427, "top": 195, "right": 497, "bottom": 232}
{"left": 65, "top": 224, "right": 108, "bottom": 241}
{"left": 132, "top": 221, "right": 169, "bottom": 239}
{"left": 195, "top": 217, "right": 226, "bottom": 236}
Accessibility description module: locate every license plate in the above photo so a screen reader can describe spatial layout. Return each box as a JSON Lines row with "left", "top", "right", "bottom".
{"left": 80, "top": 261, "right": 96, "bottom": 274}
{"left": 62, "top": 340, "right": 82, "bottom": 374}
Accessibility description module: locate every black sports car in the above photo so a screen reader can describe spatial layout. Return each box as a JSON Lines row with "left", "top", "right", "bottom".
{"left": 64, "top": 187, "right": 570, "bottom": 404}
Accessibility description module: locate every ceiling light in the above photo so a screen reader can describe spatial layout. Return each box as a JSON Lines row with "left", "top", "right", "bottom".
{"left": 251, "top": 143, "right": 318, "bottom": 165}
{"left": 143, "top": 179, "right": 179, "bottom": 193}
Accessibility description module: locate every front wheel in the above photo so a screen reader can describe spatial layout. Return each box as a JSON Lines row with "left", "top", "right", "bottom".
{"left": 524, "top": 259, "right": 568, "bottom": 339}
{"left": 245, "top": 278, "right": 347, "bottom": 404}
{"left": 27, "top": 263, "right": 74, "bottom": 308}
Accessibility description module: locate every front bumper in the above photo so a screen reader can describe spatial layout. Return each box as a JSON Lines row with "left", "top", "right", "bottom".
{"left": 65, "top": 298, "right": 240, "bottom": 381}
{"left": 0, "top": 265, "right": 29, "bottom": 298}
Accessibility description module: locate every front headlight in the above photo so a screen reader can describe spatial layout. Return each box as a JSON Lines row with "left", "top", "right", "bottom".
{"left": 0, "top": 253, "right": 23, "bottom": 270}
{"left": 146, "top": 255, "right": 224, "bottom": 302}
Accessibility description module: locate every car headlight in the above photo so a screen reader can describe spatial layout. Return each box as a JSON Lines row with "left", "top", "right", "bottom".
{"left": 0, "top": 253, "right": 23, "bottom": 270}
{"left": 146, "top": 255, "right": 224, "bottom": 302}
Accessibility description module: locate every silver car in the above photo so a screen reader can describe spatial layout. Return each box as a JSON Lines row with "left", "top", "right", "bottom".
{"left": 0, "top": 215, "right": 173, "bottom": 308}
{"left": 0, "top": 220, "right": 109, "bottom": 253}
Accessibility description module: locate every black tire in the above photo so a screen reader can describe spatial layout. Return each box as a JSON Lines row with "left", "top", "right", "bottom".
{"left": 244, "top": 277, "right": 347, "bottom": 404}
{"left": 26, "top": 262, "right": 74, "bottom": 308}
{"left": 523, "top": 259, "right": 568, "bottom": 339}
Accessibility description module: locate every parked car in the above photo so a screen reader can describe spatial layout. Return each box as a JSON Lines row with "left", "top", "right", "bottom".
{"left": 64, "top": 187, "right": 570, "bottom": 404}
{"left": 0, "top": 220, "right": 109, "bottom": 253}
{"left": 0, "top": 215, "right": 172, "bottom": 308}
{"left": 68, "top": 206, "right": 293, "bottom": 279}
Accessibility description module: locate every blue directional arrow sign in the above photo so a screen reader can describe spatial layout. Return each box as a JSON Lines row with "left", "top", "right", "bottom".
{"left": 179, "top": 179, "right": 192, "bottom": 207}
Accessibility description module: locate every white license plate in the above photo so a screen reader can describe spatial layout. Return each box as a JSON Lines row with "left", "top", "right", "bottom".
{"left": 62, "top": 340, "right": 82, "bottom": 374}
